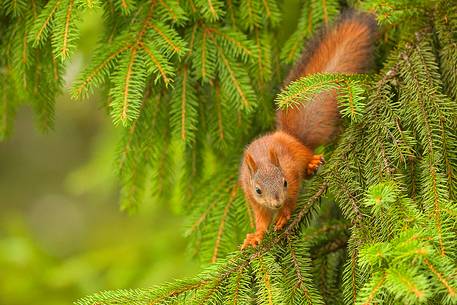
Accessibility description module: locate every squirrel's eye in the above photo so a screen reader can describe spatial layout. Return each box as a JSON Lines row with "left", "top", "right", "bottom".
{"left": 284, "top": 180, "right": 288, "bottom": 188}
{"left": 255, "top": 186, "right": 262, "bottom": 195}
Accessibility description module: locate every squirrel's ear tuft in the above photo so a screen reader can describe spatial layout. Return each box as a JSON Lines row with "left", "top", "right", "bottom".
{"left": 269, "top": 148, "right": 280, "bottom": 167}
{"left": 245, "top": 153, "right": 257, "bottom": 174}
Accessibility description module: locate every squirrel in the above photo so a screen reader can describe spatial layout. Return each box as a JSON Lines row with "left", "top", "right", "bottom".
{"left": 240, "top": 10, "right": 377, "bottom": 249}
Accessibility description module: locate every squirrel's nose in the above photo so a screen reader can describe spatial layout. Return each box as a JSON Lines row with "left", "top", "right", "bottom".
{"left": 272, "top": 200, "right": 282, "bottom": 209}
{"left": 274, "top": 193, "right": 279, "bottom": 201}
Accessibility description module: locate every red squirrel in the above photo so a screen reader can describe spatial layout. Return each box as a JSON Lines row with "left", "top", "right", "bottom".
{"left": 240, "top": 10, "right": 377, "bottom": 249}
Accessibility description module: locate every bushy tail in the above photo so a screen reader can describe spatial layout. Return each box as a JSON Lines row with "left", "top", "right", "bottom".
{"left": 277, "top": 10, "right": 377, "bottom": 149}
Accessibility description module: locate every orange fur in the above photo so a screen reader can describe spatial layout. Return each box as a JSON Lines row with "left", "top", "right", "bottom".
{"left": 240, "top": 131, "right": 314, "bottom": 248}
{"left": 240, "top": 11, "right": 377, "bottom": 249}
{"left": 277, "top": 10, "right": 377, "bottom": 149}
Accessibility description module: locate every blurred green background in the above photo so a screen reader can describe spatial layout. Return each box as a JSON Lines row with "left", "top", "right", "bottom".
{"left": 0, "top": 2, "right": 303, "bottom": 303}
{"left": 0, "top": 9, "right": 200, "bottom": 305}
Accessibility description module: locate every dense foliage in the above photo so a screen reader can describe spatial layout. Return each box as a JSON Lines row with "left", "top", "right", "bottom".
{"left": 1, "top": 0, "right": 456, "bottom": 304}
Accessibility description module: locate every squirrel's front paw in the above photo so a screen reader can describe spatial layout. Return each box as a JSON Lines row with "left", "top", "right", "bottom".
{"left": 274, "top": 210, "right": 291, "bottom": 231}
{"left": 241, "top": 233, "right": 264, "bottom": 250}
{"left": 306, "top": 154, "right": 325, "bottom": 176}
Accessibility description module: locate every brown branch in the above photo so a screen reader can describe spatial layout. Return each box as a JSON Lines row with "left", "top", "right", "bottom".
{"left": 214, "top": 81, "right": 225, "bottom": 140}
{"left": 351, "top": 250, "right": 358, "bottom": 303}
{"left": 149, "top": 22, "right": 182, "bottom": 53}
{"left": 424, "top": 259, "right": 456, "bottom": 297}
{"left": 146, "top": 183, "right": 328, "bottom": 304}
{"left": 140, "top": 42, "right": 170, "bottom": 85}
{"left": 257, "top": 255, "right": 274, "bottom": 305}
{"left": 362, "top": 273, "right": 386, "bottom": 305}
{"left": 34, "top": 0, "right": 61, "bottom": 43}
{"left": 212, "top": 41, "right": 250, "bottom": 109}
{"left": 211, "top": 185, "right": 239, "bottom": 263}
{"left": 120, "top": 48, "right": 137, "bottom": 122}
{"left": 61, "top": 0, "right": 74, "bottom": 58}
{"left": 180, "top": 65, "right": 188, "bottom": 140}
{"left": 288, "top": 237, "right": 314, "bottom": 303}
{"left": 73, "top": 45, "right": 131, "bottom": 97}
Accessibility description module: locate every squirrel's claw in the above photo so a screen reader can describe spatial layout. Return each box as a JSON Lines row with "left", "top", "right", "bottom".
{"left": 306, "top": 154, "right": 325, "bottom": 176}
{"left": 274, "top": 209, "right": 291, "bottom": 231}
{"left": 241, "top": 233, "right": 263, "bottom": 250}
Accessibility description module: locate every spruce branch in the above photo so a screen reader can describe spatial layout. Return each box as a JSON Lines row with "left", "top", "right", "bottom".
{"left": 29, "top": 0, "right": 61, "bottom": 47}
{"left": 356, "top": 272, "right": 386, "bottom": 305}
{"left": 109, "top": 47, "right": 148, "bottom": 125}
{"left": 140, "top": 41, "right": 174, "bottom": 85}
{"left": 52, "top": 0, "right": 76, "bottom": 60}
{"left": 71, "top": 43, "right": 131, "bottom": 99}
{"left": 114, "top": 0, "right": 136, "bottom": 15}
{"left": 76, "top": 182, "right": 328, "bottom": 305}
{"left": 170, "top": 64, "right": 198, "bottom": 143}
{"left": 211, "top": 185, "right": 239, "bottom": 263}
{"left": 280, "top": 0, "right": 339, "bottom": 63}
{"left": 1, "top": 0, "right": 27, "bottom": 16}
{"left": 147, "top": 20, "right": 187, "bottom": 56}
{"left": 276, "top": 73, "right": 368, "bottom": 122}
{"left": 423, "top": 259, "right": 457, "bottom": 299}
{"left": 1, "top": 1, "right": 457, "bottom": 304}
{"left": 194, "top": 0, "right": 224, "bottom": 21}
{"left": 156, "top": 0, "right": 187, "bottom": 24}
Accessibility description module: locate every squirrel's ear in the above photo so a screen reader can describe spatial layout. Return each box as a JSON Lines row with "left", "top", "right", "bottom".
{"left": 245, "top": 153, "right": 257, "bottom": 174}
{"left": 269, "top": 148, "right": 280, "bottom": 167}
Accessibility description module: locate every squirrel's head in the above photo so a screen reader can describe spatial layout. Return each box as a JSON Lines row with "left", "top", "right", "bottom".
{"left": 244, "top": 149, "right": 288, "bottom": 210}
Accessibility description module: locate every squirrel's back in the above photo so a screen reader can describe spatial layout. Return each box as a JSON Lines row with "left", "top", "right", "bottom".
{"left": 277, "top": 10, "right": 377, "bottom": 149}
